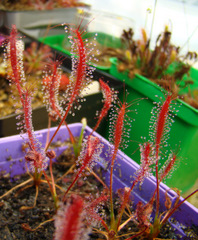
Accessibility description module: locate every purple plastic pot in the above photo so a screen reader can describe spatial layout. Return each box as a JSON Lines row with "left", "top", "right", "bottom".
{"left": 0, "top": 123, "right": 197, "bottom": 238}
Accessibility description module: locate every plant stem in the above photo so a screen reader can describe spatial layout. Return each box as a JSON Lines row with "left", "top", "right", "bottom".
{"left": 155, "top": 158, "right": 160, "bottom": 218}
{"left": 43, "top": 169, "right": 58, "bottom": 210}
{"left": 49, "top": 158, "right": 57, "bottom": 204}
{"left": 44, "top": 105, "right": 71, "bottom": 151}
{"left": 149, "top": 0, "right": 158, "bottom": 44}
{"left": 116, "top": 180, "right": 137, "bottom": 231}
{"left": 33, "top": 168, "right": 42, "bottom": 186}
{"left": 160, "top": 189, "right": 198, "bottom": 226}
{"left": 110, "top": 159, "right": 115, "bottom": 228}
{"left": 125, "top": 226, "right": 148, "bottom": 240}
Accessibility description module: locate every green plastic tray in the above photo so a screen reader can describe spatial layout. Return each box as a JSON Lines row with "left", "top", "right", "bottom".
{"left": 109, "top": 57, "right": 198, "bottom": 193}
{"left": 39, "top": 32, "right": 121, "bottom": 72}
{"left": 166, "top": 61, "right": 198, "bottom": 95}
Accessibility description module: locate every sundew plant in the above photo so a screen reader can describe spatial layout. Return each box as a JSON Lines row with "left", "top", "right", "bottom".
{"left": 0, "top": 22, "right": 197, "bottom": 240}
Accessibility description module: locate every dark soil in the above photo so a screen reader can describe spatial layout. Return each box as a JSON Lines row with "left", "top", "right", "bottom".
{"left": 0, "top": 145, "right": 104, "bottom": 240}
{"left": 0, "top": 174, "right": 56, "bottom": 240}
{"left": 0, "top": 148, "right": 71, "bottom": 240}
{"left": 0, "top": 145, "right": 197, "bottom": 240}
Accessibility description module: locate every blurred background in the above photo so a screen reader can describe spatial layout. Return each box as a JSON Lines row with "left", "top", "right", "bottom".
{"left": 83, "top": 0, "right": 198, "bottom": 59}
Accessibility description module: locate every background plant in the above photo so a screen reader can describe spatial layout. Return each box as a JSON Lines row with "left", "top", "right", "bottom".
{"left": 0, "top": 0, "right": 86, "bottom": 11}
{"left": 102, "top": 26, "right": 198, "bottom": 109}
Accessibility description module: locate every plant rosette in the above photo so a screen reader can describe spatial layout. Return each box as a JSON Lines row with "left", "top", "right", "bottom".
{"left": 0, "top": 123, "right": 197, "bottom": 239}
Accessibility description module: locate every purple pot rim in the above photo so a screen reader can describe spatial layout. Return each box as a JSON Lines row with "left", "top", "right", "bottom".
{"left": 0, "top": 123, "right": 197, "bottom": 234}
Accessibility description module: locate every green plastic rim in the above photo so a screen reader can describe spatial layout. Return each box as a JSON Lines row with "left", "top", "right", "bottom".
{"left": 109, "top": 57, "right": 198, "bottom": 193}
{"left": 110, "top": 57, "right": 198, "bottom": 127}
{"left": 39, "top": 32, "right": 122, "bottom": 71}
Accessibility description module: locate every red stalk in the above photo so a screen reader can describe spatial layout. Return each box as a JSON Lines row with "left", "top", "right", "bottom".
{"left": 155, "top": 94, "right": 172, "bottom": 158}
{"left": 125, "top": 226, "right": 148, "bottom": 240}
{"left": 159, "top": 154, "right": 177, "bottom": 182}
{"left": 42, "top": 170, "right": 55, "bottom": 203}
{"left": 160, "top": 189, "right": 198, "bottom": 227}
{"left": 54, "top": 195, "right": 85, "bottom": 240}
{"left": 43, "top": 59, "right": 77, "bottom": 151}
{"left": 85, "top": 194, "right": 109, "bottom": 232}
{"left": 45, "top": 25, "right": 89, "bottom": 151}
{"left": 109, "top": 102, "right": 126, "bottom": 226}
{"left": 116, "top": 142, "right": 152, "bottom": 230}
{"left": 49, "top": 157, "right": 58, "bottom": 208}
{"left": 62, "top": 136, "right": 102, "bottom": 201}
{"left": 6, "top": 26, "right": 35, "bottom": 150}
{"left": 147, "top": 154, "right": 177, "bottom": 210}
{"left": 8, "top": 25, "right": 24, "bottom": 100}
{"left": 6, "top": 26, "right": 47, "bottom": 174}
{"left": 92, "top": 79, "right": 114, "bottom": 132}
{"left": 108, "top": 97, "right": 140, "bottom": 227}
{"left": 155, "top": 94, "right": 172, "bottom": 220}
{"left": 23, "top": 89, "right": 37, "bottom": 152}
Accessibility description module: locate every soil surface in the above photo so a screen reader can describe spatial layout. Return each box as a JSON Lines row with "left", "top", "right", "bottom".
{"left": 0, "top": 144, "right": 197, "bottom": 240}
{"left": 0, "top": 145, "right": 98, "bottom": 240}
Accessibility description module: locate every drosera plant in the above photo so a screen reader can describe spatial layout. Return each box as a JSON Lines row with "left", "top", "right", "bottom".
{"left": 43, "top": 20, "right": 98, "bottom": 152}
{"left": 132, "top": 93, "right": 198, "bottom": 239}
{"left": 46, "top": 18, "right": 115, "bottom": 207}
{"left": 23, "top": 41, "right": 54, "bottom": 75}
{"left": 0, "top": 21, "right": 116, "bottom": 225}
{"left": 54, "top": 194, "right": 91, "bottom": 240}
{"left": 54, "top": 91, "right": 198, "bottom": 240}
{"left": 0, "top": 22, "right": 197, "bottom": 239}
{"left": 42, "top": 19, "right": 116, "bottom": 159}
{"left": 54, "top": 192, "right": 109, "bottom": 240}
{"left": 42, "top": 58, "right": 116, "bottom": 191}
{"left": 0, "top": 34, "right": 57, "bottom": 118}
{"left": 1, "top": 24, "right": 60, "bottom": 210}
{"left": 66, "top": 95, "right": 153, "bottom": 240}
{"left": 93, "top": 97, "right": 152, "bottom": 240}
